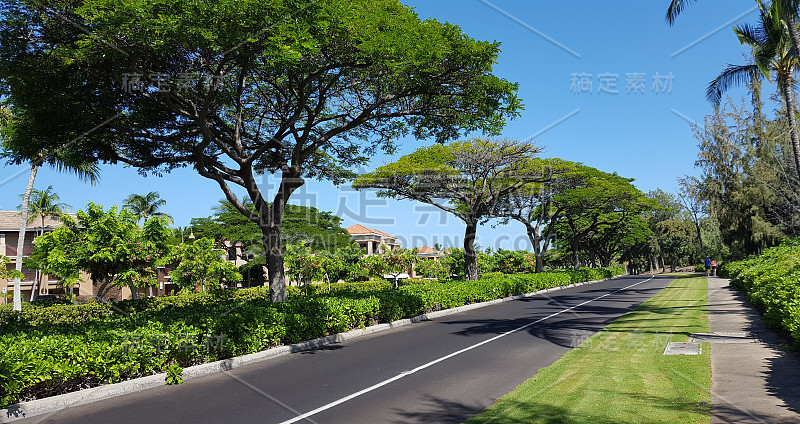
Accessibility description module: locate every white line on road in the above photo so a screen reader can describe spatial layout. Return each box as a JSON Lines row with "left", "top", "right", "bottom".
{"left": 278, "top": 276, "right": 656, "bottom": 424}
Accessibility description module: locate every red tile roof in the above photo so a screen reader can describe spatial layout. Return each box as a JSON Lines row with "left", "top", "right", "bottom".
{"left": 346, "top": 224, "right": 397, "bottom": 240}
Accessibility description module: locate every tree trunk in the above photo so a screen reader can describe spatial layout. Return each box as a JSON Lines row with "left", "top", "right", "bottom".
{"left": 463, "top": 220, "right": 479, "bottom": 281}
{"left": 263, "top": 223, "right": 287, "bottom": 302}
{"left": 600, "top": 255, "right": 611, "bottom": 267}
{"left": 525, "top": 224, "right": 544, "bottom": 273}
{"left": 694, "top": 220, "right": 704, "bottom": 250}
{"left": 258, "top": 173, "right": 303, "bottom": 302}
{"left": 13, "top": 164, "right": 37, "bottom": 311}
{"left": 779, "top": 78, "right": 800, "bottom": 181}
{"left": 29, "top": 216, "right": 45, "bottom": 302}
{"left": 572, "top": 240, "right": 580, "bottom": 270}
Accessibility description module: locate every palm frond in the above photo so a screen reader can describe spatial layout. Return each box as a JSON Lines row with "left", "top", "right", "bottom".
{"left": 666, "top": 0, "right": 697, "bottom": 25}
{"left": 707, "top": 64, "right": 760, "bottom": 106}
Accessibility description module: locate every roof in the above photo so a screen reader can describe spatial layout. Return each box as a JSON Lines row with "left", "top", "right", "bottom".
{"left": 0, "top": 211, "right": 77, "bottom": 231}
{"left": 417, "top": 245, "right": 441, "bottom": 254}
{"left": 346, "top": 224, "right": 398, "bottom": 240}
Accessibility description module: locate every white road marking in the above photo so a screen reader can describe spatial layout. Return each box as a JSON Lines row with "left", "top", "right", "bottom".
{"left": 278, "top": 276, "right": 656, "bottom": 424}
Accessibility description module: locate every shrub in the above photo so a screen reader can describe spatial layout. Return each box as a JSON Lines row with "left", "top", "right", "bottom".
{"left": 414, "top": 259, "right": 450, "bottom": 280}
{"left": 721, "top": 242, "right": 800, "bottom": 345}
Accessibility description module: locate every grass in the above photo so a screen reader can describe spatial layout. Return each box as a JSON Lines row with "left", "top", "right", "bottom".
{"left": 464, "top": 274, "right": 711, "bottom": 424}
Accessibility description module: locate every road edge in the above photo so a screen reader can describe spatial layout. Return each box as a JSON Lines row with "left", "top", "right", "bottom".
{"left": 1, "top": 275, "right": 623, "bottom": 423}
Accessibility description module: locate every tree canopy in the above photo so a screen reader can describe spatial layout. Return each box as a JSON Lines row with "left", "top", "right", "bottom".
{"left": 189, "top": 197, "right": 352, "bottom": 255}
{"left": 123, "top": 191, "right": 174, "bottom": 224}
{"left": 0, "top": 0, "right": 521, "bottom": 301}
{"left": 27, "top": 203, "right": 171, "bottom": 301}
{"left": 353, "top": 138, "right": 546, "bottom": 280}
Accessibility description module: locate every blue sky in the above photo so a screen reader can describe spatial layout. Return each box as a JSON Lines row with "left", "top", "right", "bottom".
{"left": 0, "top": 0, "right": 773, "bottom": 251}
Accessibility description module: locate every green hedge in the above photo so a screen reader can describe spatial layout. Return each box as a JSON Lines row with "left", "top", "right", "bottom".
{"left": 718, "top": 242, "right": 800, "bottom": 345}
{"left": 0, "top": 267, "right": 624, "bottom": 408}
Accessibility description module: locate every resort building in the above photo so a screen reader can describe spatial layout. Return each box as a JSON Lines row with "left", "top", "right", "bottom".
{"left": 345, "top": 224, "right": 402, "bottom": 255}
{"left": 416, "top": 245, "right": 444, "bottom": 260}
{"left": 0, "top": 211, "right": 93, "bottom": 303}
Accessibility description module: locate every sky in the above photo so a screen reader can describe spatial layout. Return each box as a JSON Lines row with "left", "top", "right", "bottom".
{"left": 0, "top": 0, "right": 774, "bottom": 251}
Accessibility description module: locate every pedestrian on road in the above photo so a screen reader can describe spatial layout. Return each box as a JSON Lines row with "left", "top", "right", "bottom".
{"left": 711, "top": 259, "right": 717, "bottom": 276}
{"left": 704, "top": 256, "right": 711, "bottom": 276}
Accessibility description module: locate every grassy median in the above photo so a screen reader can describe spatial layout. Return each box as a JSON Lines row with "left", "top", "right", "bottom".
{"left": 465, "top": 274, "right": 711, "bottom": 424}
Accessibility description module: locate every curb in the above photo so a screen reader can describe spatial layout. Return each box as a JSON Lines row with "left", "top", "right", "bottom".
{"left": 0, "top": 274, "right": 622, "bottom": 422}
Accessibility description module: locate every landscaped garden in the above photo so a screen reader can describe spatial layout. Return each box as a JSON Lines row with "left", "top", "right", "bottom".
{"left": 0, "top": 267, "right": 622, "bottom": 409}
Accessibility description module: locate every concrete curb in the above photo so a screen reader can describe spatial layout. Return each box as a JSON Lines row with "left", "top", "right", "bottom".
{"left": 1, "top": 274, "right": 622, "bottom": 422}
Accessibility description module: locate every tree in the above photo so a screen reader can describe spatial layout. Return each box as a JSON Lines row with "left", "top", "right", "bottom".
{"left": 28, "top": 203, "right": 171, "bottom": 301}
{"left": 414, "top": 258, "right": 450, "bottom": 280}
{"left": 548, "top": 166, "right": 654, "bottom": 270}
{"left": 656, "top": 219, "right": 697, "bottom": 271}
{"left": 169, "top": 238, "right": 241, "bottom": 291}
{"left": 494, "top": 158, "right": 577, "bottom": 272}
{"left": 22, "top": 186, "right": 71, "bottom": 237}
{"left": 706, "top": 0, "right": 800, "bottom": 181}
{"left": 0, "top": 256, "right": 23, "bottom": 281}
{"left": 353, "top": 138, "right": 545, "bottom": 280}
{"left": 190, "top": 197, "right": 352, "bottom": 256}
{"left": 284, "top": 242, "right": 324, "bottom": 286}
{"left": 584, "top": 213, "right": 652, "bottom": 268}
{"left": 0, "top": 0, "right": 521, "bottom": 302}
{"left": 1, "top": 139, "right": 99, "bottom": 312}
{"left": 667, "top": 0, "right": 800, "bottom": 81}
{"left": 381, "top": 247, "right": 418, "bottom": 287}
{"left": 123, "top": 191, "right": 174, "bottom": 225}
{"left": 677, "top": 176, "right": 707, "bottom": 250}
{"left": 694, "top": 100, "right": 788, "bottom": 257}
{"left": 18, "top": 185, "right": 71, "bottom": 300}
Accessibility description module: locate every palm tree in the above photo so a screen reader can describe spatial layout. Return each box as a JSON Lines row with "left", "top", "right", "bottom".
{"left": 3, "top": 101, "right": 100, "bottom": 310}
{"left": 11, "top": 155, "right": 98, "bottom": 310}
{"left": 19, "top": 186, "right": 71, "bottom": 300}
{"left": 21, "top": 186, "right": 71, "bottom": 236}
{"left": 706, "top": 0, "right": 800, "bottom": 181}
{"left": 123, "top": 191, "right": 174, "bottom": 224}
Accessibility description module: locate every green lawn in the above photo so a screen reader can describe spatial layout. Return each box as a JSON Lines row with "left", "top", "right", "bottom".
{"left": 465, "top": 274, "right": 711, "bottom": 424}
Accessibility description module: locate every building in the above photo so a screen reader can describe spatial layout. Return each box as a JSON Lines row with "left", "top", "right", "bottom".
{"left": 0, "top": 211, "right": 93, "bottom": 303}
{"left": 345, "top": 224, "right": 402, "bottom": 255}
{"left": 416, "top": 245, "right": 444, "bottom": 260}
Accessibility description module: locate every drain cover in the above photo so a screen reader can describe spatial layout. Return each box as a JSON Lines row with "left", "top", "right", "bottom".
{"left": 689, "top": 332, "right": 758, "bottom": 343}
{"left": 664, "top": 342, "right": 701, "bottom": 355}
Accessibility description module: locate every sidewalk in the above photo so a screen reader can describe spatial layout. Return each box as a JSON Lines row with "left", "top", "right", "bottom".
{"left": 707, "top": 276, "right": 800, "bottom": 423}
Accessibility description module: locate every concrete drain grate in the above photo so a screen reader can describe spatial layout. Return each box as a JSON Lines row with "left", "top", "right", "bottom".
{"left": 664, "top": 342, "right": 701, "bottom": 355}
{"left": 689, "top": 332, "right": 759, "bottom": 343}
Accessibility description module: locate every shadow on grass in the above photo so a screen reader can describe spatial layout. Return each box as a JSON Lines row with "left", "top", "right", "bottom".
{"left": 392, "top": 392, "right": 709, "bottom": 424}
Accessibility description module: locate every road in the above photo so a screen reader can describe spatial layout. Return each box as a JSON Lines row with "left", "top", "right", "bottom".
{"left": 20, "top": 274, "right": 673, "bottom": 424}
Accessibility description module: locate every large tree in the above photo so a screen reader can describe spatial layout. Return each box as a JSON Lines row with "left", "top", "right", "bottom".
{"left": 0, "top": 0, "right": 521, "bottom": 302}
{"left": 549, "top": 166, "right": 654, "bottom": 270}
{"left": 493, "top": 158, "right": 577, "bottom": 272}
{"left": 28, "top": 203, "right": 171, "bottom": 301}
{"left": 353, "top": 138, "right": 545, "bottom": 280}
{"left": 706, "top": 0, "right": 800, "bottom": 181}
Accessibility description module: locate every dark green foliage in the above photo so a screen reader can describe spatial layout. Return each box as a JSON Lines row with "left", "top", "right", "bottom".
{"left": 721, "top": 241, "right": 800, "bottom": 345}
{"left": 190, "top": 199, "right": 353, "bottom": 254}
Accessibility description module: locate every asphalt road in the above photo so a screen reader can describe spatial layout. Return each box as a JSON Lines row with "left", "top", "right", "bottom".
{"left": 20, "top": 274, "right": 673, "bottom": 424}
